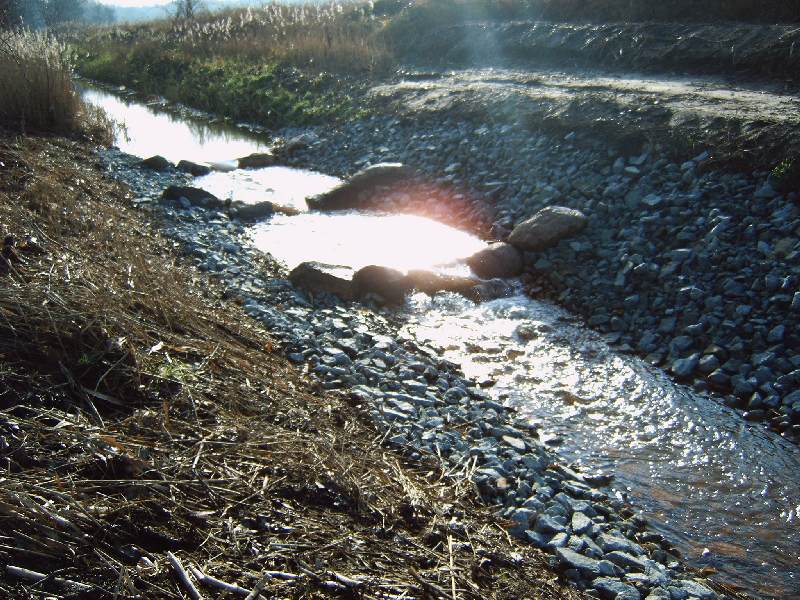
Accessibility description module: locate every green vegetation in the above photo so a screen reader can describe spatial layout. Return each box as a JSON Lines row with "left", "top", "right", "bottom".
{"left": 66, "top": 0, "right": 800, "bottom": 131}
{"left": 0, "top": 29, "right": 112, "bottom": 140}
{"left": 772, "top": 159, "right": 800, "bottom": 194}
{"left": 69, "top": 2, "right": 391, "bottom": 127}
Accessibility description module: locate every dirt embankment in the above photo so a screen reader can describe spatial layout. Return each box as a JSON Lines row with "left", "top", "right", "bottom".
{"left": 392, "top": 21, "right": 800, "bottom": 87}
{"left": 377, "top": 20, "right": 800, "bottom": 172}
{"left": 368, "top": 66, "right": 800, "bottom": 173}
{"left": 0, "top": 133, "right": 579, "bottom": 599}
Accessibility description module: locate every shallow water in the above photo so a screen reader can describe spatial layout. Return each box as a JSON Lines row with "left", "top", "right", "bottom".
{"left": 251, "top": 212, "right": 486, "bottom": 273}
{"left": 80, "top": 85, "right": 268, "bottom": 165}
{"left": 83, "top": 83, "right": 800, "bottom": 599}
{"left": 402, "top": 292, "right": 800, "bottom": 599}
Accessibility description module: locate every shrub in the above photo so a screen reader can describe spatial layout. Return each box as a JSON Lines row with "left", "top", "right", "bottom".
{"left": 0, "top": 29, "right": 113, "bottom": 141}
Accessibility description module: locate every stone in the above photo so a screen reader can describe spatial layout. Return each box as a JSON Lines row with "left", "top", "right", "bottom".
{"left": 231, "top": 201, "right": 275, "bottom": 222}
{"left": 176, "top": 160, "right": 211, "bottom": 176}
{"left": 674, "top": 580, "right": 716, "bottom": 599}
{"left": 596, "top": 533, "right": 644, "bottom": 556}
{"left": 288, "top": 262, "right": 355, "bottom": 301}
{"left": 593, "top": 577, "right": 641, "bottom": 600}
{"left": 671, "top": 355, "right": 699, "bottom": 379}
{"left": 555, "top": 547, "right": 602, "bottom": 578}
{"left": 571, "top": 512, "right": 593, "bottom": 534}
{"left": 237, "top": 153, "right": 276, "bottom": 169}
{"left": 139, "top": 155, "right": 172, "bottom": 171}
{"left": 403, "top": 270, "right": 477, "bottom": 298}
{"left": 466, "top": 242, "right": 523, "bottom": 279}
{"left": 605, "top": 550, "right": 648, "bottom": 571}
{"left": 161, "top": 185, "right": 224, "bottom": 209}
{"left": 507, "top": 206, "right": 588, "bottom": 252}
{"left": 307, "top": 163, "right": 416, "bottom": 211}
{"left": 767, "top": 324, "right": 785, "bottom": 343}
{"left": 466, "top": 278, "right": 515, "bottom": 302}
{"left": 534, "top": 514, "right": 566, "bottom": 535}
{"left": 352, "top": 265, "right": 409, "bottom": 305}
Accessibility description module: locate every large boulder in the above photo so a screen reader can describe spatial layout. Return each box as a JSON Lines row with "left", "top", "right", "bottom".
{"left": 307, "top": 163, "right": 416, "bottom": 212}
{"left": 176, "top": 160, "right": 211, "bottom": 176}
{"left": 288, "top": 262, "right": 355, "bottom": 301}
{"left": 161, "top": 186, "right": 224, "bottom": 209}
{"left": 231, "top": 201, "right": 274, "bottom": 222}
{"left": 466, "top": 242, "right": 523, "bottom": 279}
{"left": 139, "top": 155, "right": 172, "bottom": 171}
{"left": 507, "top": 206, "right": 588, "bottom": 251}
{"left": 353, "top": 265, "right": 409, "bottom": 304}
{"left": 237, "top": 153, "right": 275, "bottom": 169}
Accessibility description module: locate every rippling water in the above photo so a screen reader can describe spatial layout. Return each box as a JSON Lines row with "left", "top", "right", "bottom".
{"left": 83, "top": 83, "right": 800, "bottom": 599}
{"left": 402, "top": 292, "right": 800, "bottom": 598}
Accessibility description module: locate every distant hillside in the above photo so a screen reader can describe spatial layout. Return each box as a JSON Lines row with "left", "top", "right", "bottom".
{"left": 110, "top": 0, "right": 324, "bottom": 24}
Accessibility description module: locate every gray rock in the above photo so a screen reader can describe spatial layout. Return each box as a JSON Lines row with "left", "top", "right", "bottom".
{"left": 139, "top": 155, "right": 172, "bottom": 171}
{"left": 353, "top": 265, "right": 409, "bottom": 304}
{"left": 176, "top": 159, "right": 211, "bottom": 176}
{"left": 673, "top": 580, "right": 716, "bottom": 599}
{"left": 507, "top": 206, "right": 588, "bottom": 251}
{"left": 288, "top": 262, "right": 355, "bottom": 301}
{"left": 162, "top": 185, "right": 224, "bottom": 209}
{"left": 535, "top": 514, "right": 567, "bottom": 535}
{"left": 237, "top": 152, "right": 275, "bottom": 169}
{"left": 466, "top": 242, "right": 523, "bottom": 279}
{"left": 571, "top": 512, "right": 593, "bottom": 534}
{"left": 555, "top": 547, "right": 602, "bottom": 578}
{"left": 596, "top": 533, "right": 644, "bottom": 556}
{"left": 671, "top": 355, "right": 699, "bottom": 379}
{"left": 232, "top": 201, "right": 275, "bottom": 222}
{"left": 593, "top": 577, "right": 641, "bottom": 600}
{"left": 307, "top": 163, "right": 415, "bottom": 211}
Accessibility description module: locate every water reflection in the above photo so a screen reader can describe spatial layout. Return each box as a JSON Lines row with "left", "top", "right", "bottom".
{"left": 252, "top": 212, "right": 486, "bottom": 273}
{"left": 81, "top": 86, "right": 268, "bottom": 164}
{"left": 402, "top": 292, "right": 800, "bottom": 598}
{"left": 195, "top": 167, "right": 340, "bottom": 209}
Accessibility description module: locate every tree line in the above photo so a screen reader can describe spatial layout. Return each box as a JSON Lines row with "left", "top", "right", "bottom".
{"left": 1, "top": 0, "right": 116, "bottom": 28}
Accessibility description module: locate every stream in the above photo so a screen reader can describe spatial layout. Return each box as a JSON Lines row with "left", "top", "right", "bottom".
{"left": 83, "top": 83, "right": 800, "bottom": 599}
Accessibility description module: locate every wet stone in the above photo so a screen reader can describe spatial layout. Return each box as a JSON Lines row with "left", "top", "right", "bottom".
{"left": 555, "top": 547, "right": 602, "bottom": 578}
{"left": 535, "top": 514, "right": 567, "bottom": 535}
{"left": 593, "top": 577, "right": 641, "bottom": 600}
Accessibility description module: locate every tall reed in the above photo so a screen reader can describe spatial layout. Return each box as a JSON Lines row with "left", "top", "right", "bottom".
{"left": 0, "top": 29, "right": 112, "bottom": 139}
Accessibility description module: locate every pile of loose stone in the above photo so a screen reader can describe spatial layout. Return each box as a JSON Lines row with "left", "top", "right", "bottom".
{"left": 279, "top": 115, "right": 800, "bottom": 443}
{"left": 100, "top": 148, "right": 726, "bottom": 600}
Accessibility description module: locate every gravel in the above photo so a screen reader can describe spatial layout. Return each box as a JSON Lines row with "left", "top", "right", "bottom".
{"left": 96, "top": 145, "right": 728, "bottom": 598}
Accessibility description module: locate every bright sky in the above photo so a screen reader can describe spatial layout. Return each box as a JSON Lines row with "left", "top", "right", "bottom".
{"left": 99, "top": 0, "right": 172, "bottom": 5}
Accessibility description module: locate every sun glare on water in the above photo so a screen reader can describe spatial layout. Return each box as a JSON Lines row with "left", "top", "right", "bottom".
{"left": 252, "top": 212, "right": 487, "bottom": 273}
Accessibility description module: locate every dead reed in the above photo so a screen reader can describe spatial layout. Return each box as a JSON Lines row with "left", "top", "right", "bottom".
{"left": 0, "top": 29, "right": 112, "bottom": 139}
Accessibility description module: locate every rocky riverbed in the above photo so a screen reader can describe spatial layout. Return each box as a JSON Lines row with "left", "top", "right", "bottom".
{"left": 99, "top": 147, "right": 736, "bottom": 600}
{"left": 274, "top": 114, "right": 800, "bottom": 446}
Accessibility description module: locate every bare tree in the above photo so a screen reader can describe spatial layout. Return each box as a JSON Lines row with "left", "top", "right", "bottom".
{"left": 173, "top": 0, "right": 202, "bottom": 21}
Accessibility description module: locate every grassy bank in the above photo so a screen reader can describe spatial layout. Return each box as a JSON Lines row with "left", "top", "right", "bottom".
{"left": 0, "top": 131, "right": 580, "bottom": 598}
{"left": 69, "top": 3, "right": 392, "bottom": 128}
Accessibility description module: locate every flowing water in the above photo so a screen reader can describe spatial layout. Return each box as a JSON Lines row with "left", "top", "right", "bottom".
{"left": 83, "top": 83, "right": 800, "bottom": 599}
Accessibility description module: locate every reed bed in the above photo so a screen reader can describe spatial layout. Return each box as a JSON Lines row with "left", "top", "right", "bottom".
{"left": 74, "top": 2, "right": 393, "bottom": 75}
{"left": 0, "top": 30, "right": 112, "bottom": 139}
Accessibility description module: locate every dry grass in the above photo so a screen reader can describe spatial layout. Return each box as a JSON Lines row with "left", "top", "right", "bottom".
{"left": 0, "top": 134, "right": 579, "bottom": 599}
{"left": 0, "top": 30, "right": 113, "bottom": 140}
{"left": 74, "top": 2, "right": 394, "bottom": 75}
